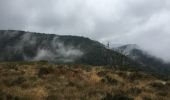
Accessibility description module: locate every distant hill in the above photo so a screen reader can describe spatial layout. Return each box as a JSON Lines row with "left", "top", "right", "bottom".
{"left": 0, "top": 30, "right": 138, "bottom": 68}
{"left": 115, "top": 44, "right": 170, "bottom": 78}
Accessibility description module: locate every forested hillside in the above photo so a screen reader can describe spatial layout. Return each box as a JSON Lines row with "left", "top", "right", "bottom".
{"left": 0, "top": 30, "right": 138, "bottom": 67}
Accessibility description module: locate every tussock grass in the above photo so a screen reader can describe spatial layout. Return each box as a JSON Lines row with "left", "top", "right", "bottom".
{"left": 0, "top": 61, "right": 169, "bottom": 100}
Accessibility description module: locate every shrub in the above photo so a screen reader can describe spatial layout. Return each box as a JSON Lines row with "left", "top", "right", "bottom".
{"left": 0, "top": 90, "right": 5, "bottom": 100}
{"left": 97, "top": 71, "right": 107, "bottom": 77}
{"left": 149, "top": 82, "right": 166, "bottom": 90}
{"left": 3, "top": 77, "right": 26, "bottom": 87}
{"left": 157, "top": 92, "right": 168, "bottom": 96}
{"left": 127, "top": 87, "right": 142, "bottom": 95}
{"left": 127, "top": 72, "right": 143, "bottom": 82}
{"left": 102, "top": 93, "right": 134, "bottom": 100}
{"left": 165, "top": 81, "right": 170, "bottom": 87}
{"left": 101, "top": 75, "right": 118, "bottom": 85}
{"left": 46, "top": 95, "right": 59, "bottom": 100}
{"left": 142, "top": 96, "right": 152, "bottom": 100}
{"left": 0, "top": 93, "right": 23, "bottom": 100}
{"left": 38, "top": 67, "right": 54, "bottom": 78}
{"left": 116, "top": 72, "right": 127, "bottom": 78}
{"left": 5, "top": 63, "right": 17, "bottom": 69}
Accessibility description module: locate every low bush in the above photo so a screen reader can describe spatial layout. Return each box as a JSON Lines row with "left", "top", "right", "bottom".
{"left": 38, "top": 67, "right": 54, "bottom": 78}
{"left": 101, "top": 75, "right": 118, "bottom": 85}
{"left": 102, "top": 93, "right": 134, "bottom": 100}
{"left": 166, "top": 81, "right": 170, "bottom": 87}
{"left": 46, "top": 95, "right": 59, "bottom": 100}
{"left": 127, "top": 87, "right": 142, "bottom": 95}
{"left": 127, "top": 72, "right": 143, "bottom": 82}
{"left": 97, "top": 71, "right": 107, "bottom": 77}
{"left": 3, "top": 77, "right": 26, "bottom": 87}
{"left": 149, "top": 82, "right": 166, "bottom": 90}
{"left": 157, "top": 92, "right": 168, "bottom": 96}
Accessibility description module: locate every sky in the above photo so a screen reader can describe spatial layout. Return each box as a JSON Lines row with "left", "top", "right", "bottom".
{"left": 0, "top": 0, "right": 170, "bottom": 62}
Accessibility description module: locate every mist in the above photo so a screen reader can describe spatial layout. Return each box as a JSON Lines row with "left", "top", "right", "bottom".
{"left": 0, "top": 32, "right": 84, "bottom": 63}
{"left": 0, "top": 0, "right": 170, "bottom": 62}
{"left": 32, "top": 36, "right": 84, "bottom": 63}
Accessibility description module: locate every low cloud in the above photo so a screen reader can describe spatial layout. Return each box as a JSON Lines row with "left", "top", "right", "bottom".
{"left": 1, "top": 32, "right": 84, "bottom": 63}
{"left": 0, "top": 0, "right": 170, "bottom": 62}
{"left": 33, "top": 36, "right": 84, "bottom": 63}
{"left": 33, "top": 49, "right": 55, "bottom": 61}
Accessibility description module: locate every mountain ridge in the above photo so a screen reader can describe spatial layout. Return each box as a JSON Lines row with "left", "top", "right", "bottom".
{"left": 0, "top": 30, "right": 138, "bottom": 67}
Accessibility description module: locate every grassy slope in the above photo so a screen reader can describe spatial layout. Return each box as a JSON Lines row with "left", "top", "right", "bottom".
{"left": 0, "top": 61, "right": 170, "bottom": 100}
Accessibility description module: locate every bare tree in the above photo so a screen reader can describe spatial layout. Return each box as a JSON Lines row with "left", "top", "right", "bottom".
{"left": 105, "top": 42, "right": 116, "bottom": 69}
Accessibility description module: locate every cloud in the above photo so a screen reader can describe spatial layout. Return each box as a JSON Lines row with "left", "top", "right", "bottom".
{"left": 0, "top": 0, "right": 170, "bottom": 62}
{"left": 33, "top": 36, "right": 84, "bottom": 63}
{"left": 33, "top": 49, "right": 55, "bottom": 61}
{"left": 51, "top": 37, "right": 84, "bottom": 63}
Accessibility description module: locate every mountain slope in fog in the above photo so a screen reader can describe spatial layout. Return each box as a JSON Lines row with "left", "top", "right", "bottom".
{"left": 116, "top": 44, "right": 170, "bottom": 77}
{"left": 0, "top": 30, "right": 170, "bottom": 78}
{"left": 0, "top": 30, "right": 138, "bottom": 67}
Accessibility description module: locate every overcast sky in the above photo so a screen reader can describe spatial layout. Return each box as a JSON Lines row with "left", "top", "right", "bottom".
{"left": 0, "top": 0, "right": 170, "bottom": 62}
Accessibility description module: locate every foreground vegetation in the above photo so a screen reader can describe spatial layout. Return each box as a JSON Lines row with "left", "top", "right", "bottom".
{"left": 0, "top": 61, "right": 169, "bottom": 100}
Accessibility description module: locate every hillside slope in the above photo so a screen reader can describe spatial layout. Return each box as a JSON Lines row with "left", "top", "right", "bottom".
{"left": 0, "top": 30, "right": 138, "bottom": 67}
{"left": 0, "top": 62, "right": 169, "bottom": 100}
{"left": 115, "top": 44, "right": 170, "bottom": 77}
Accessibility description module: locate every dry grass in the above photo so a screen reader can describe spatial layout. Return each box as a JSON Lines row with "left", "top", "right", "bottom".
{"left": 0, "top": 61, "right": 169, "bottom": 100}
